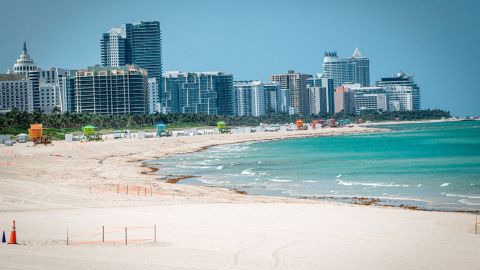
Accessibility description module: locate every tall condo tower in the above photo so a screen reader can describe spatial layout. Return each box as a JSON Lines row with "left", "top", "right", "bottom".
{"left": 322, "top": 48, "right": 370, "bottom": 88}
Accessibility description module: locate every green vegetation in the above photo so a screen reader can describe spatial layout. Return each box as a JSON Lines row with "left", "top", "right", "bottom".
{"left": 0, "top": 109, "right": 451, "bottom": 139}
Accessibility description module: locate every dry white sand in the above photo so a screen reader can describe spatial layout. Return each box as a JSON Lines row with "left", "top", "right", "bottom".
{"left": 0, "top": 126, "right": 479, "bottom": 269}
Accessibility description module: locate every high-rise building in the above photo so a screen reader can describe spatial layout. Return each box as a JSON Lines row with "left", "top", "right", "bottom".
{"left": 277, "top": 89, "right": 290, "bottom": 113}
{"left": 306, "top": 86, "right": 321, "bottom": 115}
{"left": 64, "top": 70, "right": 77, "bottom": 113}
{"left": 38, "top": 68, "right": 68, "bottom": 113}
{"left": 101, "top": 21, "right": 163, "bottom": 110}
{"left": 74, "top": 65, "right": 148, "bottom": 114}
{"left": 263, "top": 82, "right": 280, "bottom": 113}
{"left": 0, "top": 74, "right": 33, "bottom": 112}
{"left": 101, "top": 22, "right": 163, "bottom": 79}
{"left": 162, "top": 71, "right": 233, "bottom": 115}
{"left": 306, "top": 74, "right": 335, "bottom": 114}
{"left": 376, "top": 72, "right": 421, "bottom": 111}
{"left": 271, "top": 70, "right": 311, "bottom": 115}
{"left": 323, "top": 48, "right": 370, "bottom": 88}
{"left": 101, "top": 28, "right": 127, "bottom": 67}
{"left": 233, "top": 81, "right": 265, "bottom": 117}
{"left": 12, "top": 42, "right": 37, "bottom": 76}
{"left": 147, "top": 77, "right": 160, "bottom": 114}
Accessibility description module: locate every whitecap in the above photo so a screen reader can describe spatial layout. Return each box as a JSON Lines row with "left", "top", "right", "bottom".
{"left": 417, "top": 184, "right": 422, "bottom": 187}
{"left": 302, "top": 180, "right": 318, "bottom": 183}
{"left": 440, "top": 183, "right": 450, "bottom": 187}
{"left": 241, "top": 168, "right": 255, "bottom": 175}
{"left": 336, "top": 179, "right": 406, "bottom": 188}
{"left": 176, "top": 165, "right": 211, "bottom": 169}
{"left": 197, "top": 178, "right": 230, "bottom": 184}
{"left": 257, "top": 160, "right": 263, "bottom": 164}
{"left": 269, "top": 179, "right": 292, "bottom": 183}
{"left": 216, "top": 165, "right": 224, "bottom": 170}
{"left": 445, "top": 193, "right": 480, "bottom": 199}
{"left": 458, "top": 199, "right": 480, "bottom": 206}
{"left": 336, "top": 174, "right": 342, "bottom": 178}
{"left": 336, "top": 180, "right": 353, "bottom": 186}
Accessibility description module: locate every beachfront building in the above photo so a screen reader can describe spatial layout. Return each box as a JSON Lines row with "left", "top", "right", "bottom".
{"left": 306, "top": 85, "right": 321, "bottom": 115}
{"left": 271, "top": 70, "right": 311, "bottom": 115}
{"left": 101, "top": 21, "right": 163, "bottom": 110}
{"left": 376, "top": 72, "right": 421, "bottom": 111}
{"left": 73, "top": 65, "right": 148, "bottom": 114}
{"left": 306, "top": 74, "right": 335, "bottom": 114}
{"left": 323, "top": 48, "right": 370, "bottom": 88}
{"left": 8, "top": 43, "right": 69, "bottom": 113}
{"left": 334, "top": 85, "right": 353, "bottom": 114}
{"left": 277, "top": 88, "right": 290, "bottom": 113}
{"left": 161, "top": 71, "right": 234, "bottom": 115}
{"left": 12, "top": 42, "right": 37, "bottom": 76}
{"left": 263, "top": 82, "right": 280, "bottom": 113}
{"left": 0, "top": 74, "right": 33, "bottom": 113}
{"left": 337, "top": 83, "right": 387, "bottom": 115}
{"left": 101, "top": 21, "right": 162, "bottom": 79}
{"left": 38, "top": 68, "right": 69, "bottom": 113}
{"left": 353, "top": 87, "right": 387, "bottom": 114}
{"left": 233, "top": 81, "right": 266, "bottom": 116}
{"left": 147, "top": 77, "right": 160, "bottom": 114}
{"left": 101, "top": 27, "right": 127, "bottom": 67}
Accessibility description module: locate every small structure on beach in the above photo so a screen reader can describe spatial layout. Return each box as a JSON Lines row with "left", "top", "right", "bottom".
{"left": 156, "top": 123, "right": 171, "bottom": 137}
{"left": 16, "top": 133, "right": 28, "bottom": 143}
{"left": 217, "top": 121, "right": 230, "bottom": 134}
{"left": 28, "top": 124, "right": 43, "bottom": 141}
{"left": 82, "top": 125, "right": 102, "bottom": 141}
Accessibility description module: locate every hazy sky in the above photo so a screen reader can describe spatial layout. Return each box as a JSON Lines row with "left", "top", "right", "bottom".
{"left": 1, "top": 0, "right": 479, "bottom": 116}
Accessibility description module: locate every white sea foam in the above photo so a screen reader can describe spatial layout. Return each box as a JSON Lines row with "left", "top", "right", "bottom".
{"left": 444, "top": 193, "right": 480, "bottom": 199}
{"left": 257, "top": 160, "right": 263, "bottom": 164}
{"left": 198, "top": 179, "right": 231, "bottom": 185}
{"left": 302, "top": 180, "right": 318, "bottom": 183}
{"left": 336, "top": 179, "right": 408, "bottom": 188}
{"left": 216, "top": 165, "right": 224, "bottom": 170}
{"left": 458, "top": 199, "right": 480, "bottom": 206}
{"left": 176, "top": 165, "right": 211, "bottom": 169}
{"left": 440, "top": 183, "right": 450, "bottom": 187}
{"left": 336, "top": 174, "right": 342, "bottom": 178}
{"left": 417, "top": 184, "right": 422, "bottom": 187}
{"left": 269, "top": 179, "right": 292, "bottom": 183}
{"left": 241, "top": 168, "right": 255, "bottom": 175}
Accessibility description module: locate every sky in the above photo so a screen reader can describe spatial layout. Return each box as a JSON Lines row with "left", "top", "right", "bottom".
{"left": 0, "top": 0, "right": 479, "bottom": 116}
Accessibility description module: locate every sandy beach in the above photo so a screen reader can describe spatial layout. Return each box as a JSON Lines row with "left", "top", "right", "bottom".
{"left": 0, "top": 125, "right": 479, "bottom": 269}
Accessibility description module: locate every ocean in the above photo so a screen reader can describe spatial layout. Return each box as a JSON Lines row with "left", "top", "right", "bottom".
{"left": 151, "top": 121, "right": 480, "bottom": 211}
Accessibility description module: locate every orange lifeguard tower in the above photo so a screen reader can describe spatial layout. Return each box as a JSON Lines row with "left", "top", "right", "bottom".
{"left": 28, "top": 124, "right": 43, "bottom": 142}
{"left": 28, "top": 124, "right": 50, "bottom": 145}
{"left": 295, "top": 119, "right": 304, "bottom": 130}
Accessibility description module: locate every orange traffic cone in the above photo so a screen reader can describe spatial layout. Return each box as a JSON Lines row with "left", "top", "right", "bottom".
{"left": 8, "top": 220, "right": 17, "bottom": 244}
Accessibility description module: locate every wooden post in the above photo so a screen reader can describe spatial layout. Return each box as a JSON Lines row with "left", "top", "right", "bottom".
{"left": 137, "top": 186, "right": 140, "bottom": 196}
{"left": 66, "top": 227, "right": 69, "bottom": 246}
{"left": 117, "top": 184, "right": 119, "bottom": 193}
{"left": 102, "top": 226, "right": 105, "bottom": 243}
{"left": 125, "top": 227, "right": 128, "bottom": 246}
{"left": 144, "top": 187, "right": 147, "bottom": 196}
{"left": 127, "top": 185, "right": 129, "bottom": 195}
{"left": 150, "top": 187, "right": 153, "bottom": 197}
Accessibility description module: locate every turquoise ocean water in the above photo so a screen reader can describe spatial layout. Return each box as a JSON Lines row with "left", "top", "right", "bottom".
{"left": 152, "top": 121, "right": 480, "bottom": 211}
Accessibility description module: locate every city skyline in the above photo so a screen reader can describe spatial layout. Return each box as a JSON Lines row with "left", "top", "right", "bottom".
{"left": 0, "top": 0, "right": 479, "bottom": 116}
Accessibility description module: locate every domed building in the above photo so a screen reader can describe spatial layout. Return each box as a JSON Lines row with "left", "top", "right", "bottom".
{"left": 13, "top": 42, "right": 37, "bottom": 75}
